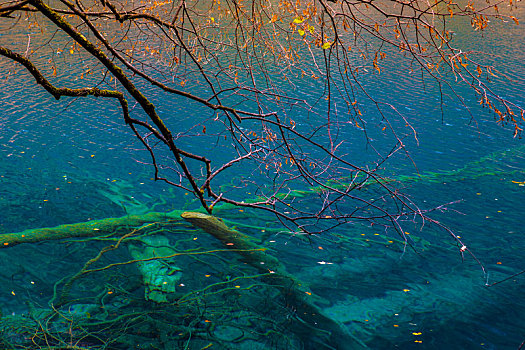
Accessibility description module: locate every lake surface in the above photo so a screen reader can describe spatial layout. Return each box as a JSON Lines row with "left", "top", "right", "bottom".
{"left": 0, "top": 5, "right": 524, "bottom": 350}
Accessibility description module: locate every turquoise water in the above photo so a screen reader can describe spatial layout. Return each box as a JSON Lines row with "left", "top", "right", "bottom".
{"left": 1, "top": 8, "right": 524, "bottom": 350}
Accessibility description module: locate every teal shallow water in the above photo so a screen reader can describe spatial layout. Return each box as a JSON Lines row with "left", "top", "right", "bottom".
{"left": 1, "top": 9, "right": 524, "bottom": 350}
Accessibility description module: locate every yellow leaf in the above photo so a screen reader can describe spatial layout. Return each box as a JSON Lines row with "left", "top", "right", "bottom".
{"left": 270, "top": 14, "right": 278, "bottom": 23}
{"left": 308, "top": 25, "right": 315, "bottom": 34}
{"left": 322, "top": 42, "right": 332, "bottom": 49}
{"left": 510, "top": 16, "right": 519, "bottom": 25}
{"left": 298, "top": 28, "right": 305, "bottom": 36}
{"left": 293, "top": 16, "right": 304, "bottom": 24}
{"left": 476, "top": 65, "right": 482, "bottom": 77}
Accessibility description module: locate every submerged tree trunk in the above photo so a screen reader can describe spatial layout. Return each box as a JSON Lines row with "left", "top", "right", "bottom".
{"left": 0, "top": 210, "right": 184, "bottom": 248}
{"left": 0, "top": 209, "right": 368, "bottom": 348}
{"left": 181, "top": 211, "right": 367, "bottom": 349}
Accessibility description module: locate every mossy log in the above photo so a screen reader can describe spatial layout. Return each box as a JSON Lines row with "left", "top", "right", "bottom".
{"left": 1, "top": 210, "right": 366, "bottom": 347}
{"left": 226, "top": 144, "right": 525, "bottom": 205}
{"left": 0, "top": 210, "right": 183, "bottom": 248}
{"left": 181, "top": 211, "right": 367, "bottom": 349}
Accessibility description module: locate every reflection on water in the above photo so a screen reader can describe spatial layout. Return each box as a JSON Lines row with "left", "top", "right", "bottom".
{"left": 0, "top": 5, "right": 524, "bottom": 350}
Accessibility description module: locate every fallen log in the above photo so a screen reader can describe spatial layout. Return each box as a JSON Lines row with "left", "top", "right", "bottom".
{"left": 0, "top": 210, "right": 367, "bottom": 348}
{"left": 0, "top": 210, "right": 183, "bottom": 248}
{"left": 181, "top": 211, "right": 367, "bottom": 349}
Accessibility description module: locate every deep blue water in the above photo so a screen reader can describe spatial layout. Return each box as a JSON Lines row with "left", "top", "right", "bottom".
{"left": 1, "top": 6, "right": 524, "bottom": 350}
